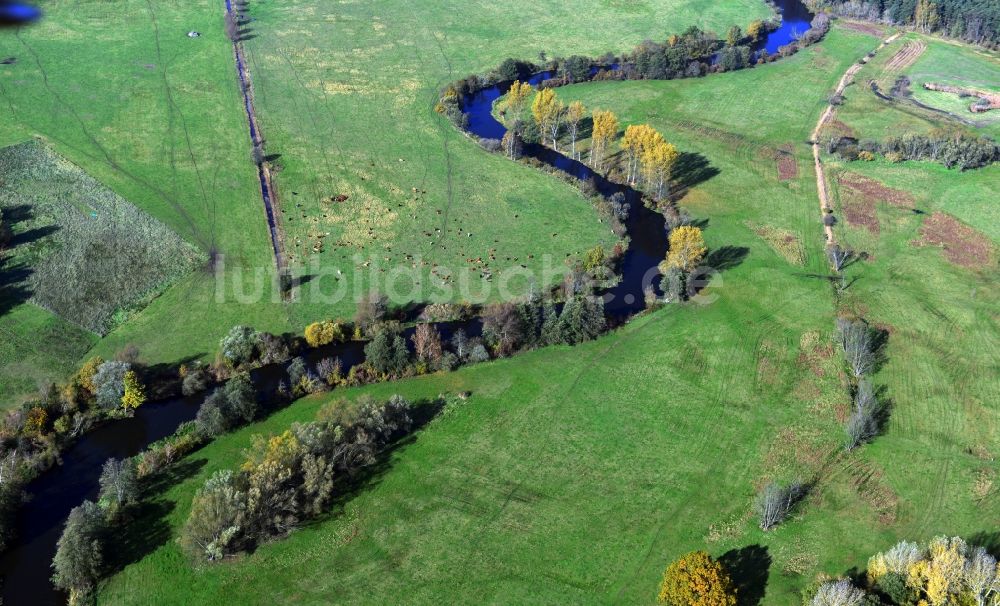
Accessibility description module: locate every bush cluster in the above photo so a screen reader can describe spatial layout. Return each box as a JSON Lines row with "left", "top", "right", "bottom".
{"left": 180, "top": 395, "right": 415, "bottom": 561}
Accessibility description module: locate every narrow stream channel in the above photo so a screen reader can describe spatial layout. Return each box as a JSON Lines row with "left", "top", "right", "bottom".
{"left": 0, "top": 0, "right": 812, "bottom": 601}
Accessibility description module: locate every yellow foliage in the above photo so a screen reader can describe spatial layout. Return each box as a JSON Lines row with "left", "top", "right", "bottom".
{"left": 305, "top": 320, "right": 345, "bottom": 348}
{"left": 506, "top": 80, "right": 532, "bottom": 115}
{"left": 868, "top": 552, "right": 889, "bottom": 581}
{"left": 566, "top": 100, "right": 586, "bottom": 125}
{"left": 76, "top": 356, "right": 104, "bottom": 394}
{"left": 121, "top": 370, "right": 146, "bottom": 411}
{"left": 590, "top": 109, "right": 620, "bottom": 169}
{"left": 25, "top": 407, "right": 48, "bottom": 434}
{"left": 658, "top": 551, "right": 737, "bottom": 606}
{"left": 748, "top": 20, "right": 765, "bottom": 42}
{"left": 532, "top": 88, "right": 564, "bottom": 147}
{"left": 663, "top": 226, "right": 708, "bottom": 274}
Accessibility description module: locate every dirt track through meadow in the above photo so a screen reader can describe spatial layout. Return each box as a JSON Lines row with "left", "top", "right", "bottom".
{"left": 810, "top": 32, "right": 901, "bottom": 245}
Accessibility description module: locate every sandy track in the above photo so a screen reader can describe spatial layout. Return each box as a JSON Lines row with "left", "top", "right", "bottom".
{"left": 811, "top": 33, "right": 901, "bottom": 245}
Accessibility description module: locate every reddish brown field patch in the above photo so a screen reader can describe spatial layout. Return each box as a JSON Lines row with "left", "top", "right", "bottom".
{"left": 839, "top": 172, "right": 914, "bottom": 208}
{"left": 776, "top": 144, "right": 799, "bottom": 181}
{"left": 915, "top": 212, "right": 995, "bottom": 269}
{"left": 841, "top": 194, "right": 880, "bottom": 234}
{"left": 840, "top": 20, "right": 887, "bottom": 37}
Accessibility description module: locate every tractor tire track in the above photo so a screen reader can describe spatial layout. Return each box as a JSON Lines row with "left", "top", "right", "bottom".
{"left": 15, "top": 30, "right": 209, "bottom": 250}
{"left": 145, "top": 0, "right": 217, "bottom": 248}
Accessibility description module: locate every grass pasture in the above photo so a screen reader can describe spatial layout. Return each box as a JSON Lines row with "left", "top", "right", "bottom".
{"left": 242, "top": 0, "right": 772, "bottom": 307}
{"left": 834, "top": 32, "right": 1000, "bottom": 139}
{"left": 98, "top": 23, "right": 998, "bottom": 605}
{"left": 0, "top": 0, "right": 774, "bottom": 403}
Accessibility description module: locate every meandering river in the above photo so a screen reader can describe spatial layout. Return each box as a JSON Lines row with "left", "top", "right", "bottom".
{"left": 0, "top": 0, "right": 813, "bottom": 601}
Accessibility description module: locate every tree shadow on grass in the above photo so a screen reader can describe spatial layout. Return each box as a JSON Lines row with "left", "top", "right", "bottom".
{"left": 719, "top": 545, "right": 771, "bottom": 606}
{"left": 705, "top": 246, "right": 749, "bottom": 271}
{"left": 103, "top": 457, "right": 208, "bottom": 576}
{"left": 673, "top": 151, "right": 720, "bottom": 192}
{"left": 262, "top": 397, "right": 448, "bottom": 541}
{"left": 0, "top": 255, "right": 32, "bottom": 317}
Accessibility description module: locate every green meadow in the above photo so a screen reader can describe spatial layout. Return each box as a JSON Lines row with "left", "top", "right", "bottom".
{"left": 0, "top": 0, "right": 774, "bottom": 404}
{"left": 97, "top": 24, "right": 998, "bottom": 605}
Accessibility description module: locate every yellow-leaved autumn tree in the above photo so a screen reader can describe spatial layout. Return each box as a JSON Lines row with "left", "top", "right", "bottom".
{"left": 622, "top": 124, "right": 660, "bottom": 186}
{"left": 658, "top": 551, "right": 737, "bottom": 606}
{"left": 505, "top": 80, "right": 532, "bottom": 117}
{"left": 641, "top": 139, "right": 680, "bottom": 200}
{"left": 304, "top": 320, "right": 345, "bottom": 348}
{"left": 662, "top": 226, "right": 707, "bottom": 274}
{"left": 590, "top": 109, "right": 619, "bottom": 171}
{"left": 532, "top": 88, "right": 564, "bottom": 151}
{"left": 121, "top": 370, "right": 146, "bottom": 412}
{"left": 76, "top": 356, "right": 104, "bottom": 396}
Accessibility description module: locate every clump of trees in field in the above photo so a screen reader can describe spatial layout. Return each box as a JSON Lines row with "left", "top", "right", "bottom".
{"left": 802, "top": 535, "right": 999, "bottom": 606}
{"left": 658, "top": 550, "right": 737, "bottom": 605}
{"left": 180, "top": 394, "right": 415, "bottom": 561}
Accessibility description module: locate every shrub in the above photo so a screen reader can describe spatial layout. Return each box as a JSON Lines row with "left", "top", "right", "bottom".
{"left": 220, "top": 325, "right": 261, "bottom": 368}
{"left": 179, "top": 469, "right": 245, "bottom": 561}
{"left": 181, "top": 367, "right": 211, "bottom": 396}
{"left": 92, "top": 361, "right": 130, "bottom": 410}
{"left": 194, "top": 373, "right": 258, "bottom": 437}
{"left": 364, "top": 326, "right": 411, "bottom": 375}
{"left": 658, "top": 550, "right": 737, "bottom": 606}
{"left": 810, "top": 580, "right": 868, "bottom": 606}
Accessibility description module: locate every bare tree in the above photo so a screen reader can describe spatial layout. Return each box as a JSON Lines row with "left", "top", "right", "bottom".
{"left": 845, "top": 379, "right": 882, "bottom": 450}
{"left": 412, "top": 323, "right": 443, "bottom": 366}
{"left": 836, "top": 318, "right": 876, "bottom": 378}
{"left": 965, "top": 546, "right": 998, "bottom": 606}
{"left": 811, "top": 580, "right": 868, "bottom": 606}
{"left": 827, "top": 244, "right": 852, "bottom": 272}
{"left": 354, "top": 291, "right": 390, "bottom": 334}
{"left": 755, "top": 481, "right": 805, "bottom": 530}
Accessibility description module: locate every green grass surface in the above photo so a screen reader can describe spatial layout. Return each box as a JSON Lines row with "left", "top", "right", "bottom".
{"left": 0, "top": 304, "right": 96, "bottom": 407}
{"left": 0, "top": 0, "right": 772, "bottom": 405}
{"left": 834, "top": 32, "right": 1000, "bottom": 139}
{"left": 99, "top": 25, "right": 999, "bottom": 605}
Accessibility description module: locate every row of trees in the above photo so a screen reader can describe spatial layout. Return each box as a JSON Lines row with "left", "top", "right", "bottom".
{"left": 836, "top": 318, "right": 887, "bottom": 450}
{"left": 802, "top": 536, "right": 999, "bottom": 605}
{"left": 502, "top": 85, "right": 684, "bottom": 201}
{"left": 833, "top": 132, "right": 1000, "bottom": 170}
{"left": 180, "top": 395, "right": 415, "bottom": 561}
{"left": 813, "top": 0, "right": 1000, "bottom": 46}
